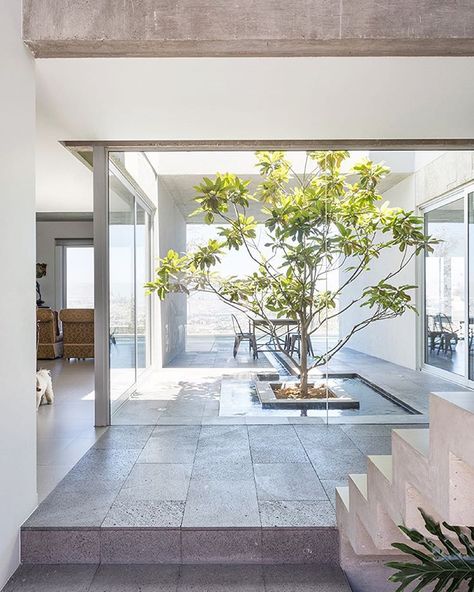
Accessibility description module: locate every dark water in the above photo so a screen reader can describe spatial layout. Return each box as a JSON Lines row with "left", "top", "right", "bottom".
{"left": 219, "top": 376, "right": 414, "bottom": 417}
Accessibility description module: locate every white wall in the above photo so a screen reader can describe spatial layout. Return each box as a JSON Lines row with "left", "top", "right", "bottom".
{"left": 36, "top": 220, "right": 93, "bottom": 309}
{"left": 156, "top": 179, "right": 187, "bottom": 366}
{"left": 0, "top": 1, "right": 37, "bottom": 587}
{"left": 339, "top": 175, "right": 418, "bottom": 369}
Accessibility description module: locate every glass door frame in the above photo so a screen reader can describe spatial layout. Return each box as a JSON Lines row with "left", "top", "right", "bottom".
{"left": 93, "top": 146, "right": 156, "bottom": 426}
{"left": 419, "top": 184, "right": 474, "bottom": 389}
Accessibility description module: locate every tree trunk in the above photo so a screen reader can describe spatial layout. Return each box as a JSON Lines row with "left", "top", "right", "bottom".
{"left": 300, "top": 324, "right": 308, "bottom": 397}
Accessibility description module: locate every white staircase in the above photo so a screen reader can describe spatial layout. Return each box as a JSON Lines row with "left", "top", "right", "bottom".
{"left": 336, "top": 391, "right": 474, "bottom": 592}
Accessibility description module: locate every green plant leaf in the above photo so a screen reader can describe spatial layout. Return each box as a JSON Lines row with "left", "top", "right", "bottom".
{"left": 387, "top": 508, "right": 474, "bottom": 592}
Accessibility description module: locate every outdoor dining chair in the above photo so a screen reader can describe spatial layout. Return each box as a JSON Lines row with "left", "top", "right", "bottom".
{"left": 435, "top": 313, "right": 460, "bottom": 355}
{"left": 231, "top": 314, "right": 258, "bottom": 359}
{"left": 286, "top": 332, "right": 315, "bottom": 357}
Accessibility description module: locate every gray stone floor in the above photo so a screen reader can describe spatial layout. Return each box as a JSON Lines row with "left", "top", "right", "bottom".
{"left": 2, "top": 563, "right": 351, "bottom": 591}
{"left": 17, "top": 337, "right": 471, "bottom": 588}
{"left": 24, "top": 422, "right": 422, "bottom": 533}
{"left": 113, "top": 337, "right": 472, "bottom": 426}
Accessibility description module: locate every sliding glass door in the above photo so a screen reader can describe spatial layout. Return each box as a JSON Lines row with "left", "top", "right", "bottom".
{"left": 424, "top": 198, "right": 465, "bottom": 377}
{"left": 109, "top": 172, "right": 137, "bottom": 411}
{"left": 469, "top": 192, "right": 474, "bottom": 382}
{"left": 108, "top": 155, "right": 155, "bottom": 414}
{"left": 136, "top": 204, "right": 152, "bottom": 375}
{"left": 423, "top": 189, "right": 474, "bottom": 387}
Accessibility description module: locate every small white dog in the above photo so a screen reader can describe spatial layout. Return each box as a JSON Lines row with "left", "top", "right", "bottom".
{"left": 36, "top": 369, "right": 54, "bottom": 410}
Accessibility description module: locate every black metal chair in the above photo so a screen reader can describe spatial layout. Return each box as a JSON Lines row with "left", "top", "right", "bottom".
{"left": 286, "top": 332, "right": 314, "bottom": 357}
{"left": 435, "top": 313, "right": 459, "bottom": 355}
{"left": 231, "top": 314, "right": 258, "bottom": 359}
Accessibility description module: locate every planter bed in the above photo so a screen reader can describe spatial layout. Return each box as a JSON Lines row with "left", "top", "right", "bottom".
{"left": 255, "top": 380, "right": 360, "bottom": 410}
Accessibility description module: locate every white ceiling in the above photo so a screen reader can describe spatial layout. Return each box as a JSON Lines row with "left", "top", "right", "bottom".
{"left": 34, "top": 56, "right": 474, "bottom": 213}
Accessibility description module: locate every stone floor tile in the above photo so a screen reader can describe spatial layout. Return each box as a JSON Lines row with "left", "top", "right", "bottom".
{"left": 321, "top": 479, "right": 348, "bottom": 508}
{"left": 150, "top": 425, "right": 202, "bottom": 439}
{"left": 340, "top": 425, "right": 393, "bottom": 438}
{"left": 138, "top": 440, "right": 198, "bottom": 464}
{"left": 259, "top": 500, "right": 336, "bottom": 527}
{"left": 248, "top": 426, "right": 308, "bottom": 463}
{"left": 195, "top": 426, "right": 252, "bottom": 464}
{"left": 138, "top": 427, "right": 200, "bottom": 464}
{"left": 117, "top": 464, "right": 193, "bottom": 502}
{"left": 294, "top": 426, "right": 356, "bottom": 450}
{"left": 253, "top": 463, "right": 327, "bottom": 501}
{"left": 177, "top": 564, "right": 264, "bottom": 591}
{"left": 1, "top": 565, "right": 97, "bottom": 592}
{"left": 102, "top": 500, "right": 185, "bottom": 527}
{"left": 201, "top": 417, "right": 246, "bottom": 425}
{"left": 245, "top": 417, "right": 290, "bottom": 424}
{"left": 182, "top": 479, "right": 260, "bottom": 527}
{"left": 306, "top": 448, "right": 368, "bottom": 480}
{"left": 156, "top": 417, "right": 203, "bottom": 426}
{"left": 24, "top": 490, "right": 117, "bottom": 527}
{"left": 192, "top": 459, "right": 254, "bottom": 481}
{"left": 93, "top": 426, "right": 154, "bottom": 450}
{"left": 263, "top": 564, "right": 351, "bottom": 591}
{"left": 347, "top": 434, "right": 392, "bottom": 455}
{"left": 63, "top": 448, "right": 141, "bottom": 483}
{"left": 88, "top": 564, "right": 179, "bottom": 591}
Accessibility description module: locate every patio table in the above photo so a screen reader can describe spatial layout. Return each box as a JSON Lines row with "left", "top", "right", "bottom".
{"left": 250, "top": 318, "right": 298, "bottom": 356}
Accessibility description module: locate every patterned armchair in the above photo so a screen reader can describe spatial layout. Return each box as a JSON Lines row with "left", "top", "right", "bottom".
{"left": 37, "top": 308, "right": 63, "bottom": 359}
{"left": 59, "top": 309, "right": 94, "bottom": 360}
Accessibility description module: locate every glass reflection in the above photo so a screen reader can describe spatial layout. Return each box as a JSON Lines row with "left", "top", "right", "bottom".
{"left": 425, "top": 198, "right": 465, "bottom": 376}
{"left": 136, "top": 204, "right": 151, "bottom": 374}
{"left": 109, "top": 173, "right": 136, "bottom": 411}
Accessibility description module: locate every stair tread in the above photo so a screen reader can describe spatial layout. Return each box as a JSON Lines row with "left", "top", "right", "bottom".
{"left": 368, "top": 455, "right": 393, "bottom": 483}
{"left": 349, "top": 473, "right": 368, "bottom": 498}
{"left": 433, "top": 391, "right": 474, "bottom": 414}
{"left": 336, "top": 486, "right": 350, "bottom": 511}
{"left": 393, "top": 428, "right": 429, "bottom": 457}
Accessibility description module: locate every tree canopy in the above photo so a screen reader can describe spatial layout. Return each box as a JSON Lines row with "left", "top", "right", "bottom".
{"left": 147, "top": 151, "right": 437, "bottom": 394}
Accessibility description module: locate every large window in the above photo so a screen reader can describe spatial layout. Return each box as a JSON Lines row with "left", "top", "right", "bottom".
{"left": 56, "top": 240, "right": 94, "bottom": 309}
{"left": 65, "top": 245, "right": 94, "bottom": 308}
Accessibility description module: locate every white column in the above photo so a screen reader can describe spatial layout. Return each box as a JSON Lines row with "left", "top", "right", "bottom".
{"left": 0, "top": 0, "right": 37, "bottom": 586}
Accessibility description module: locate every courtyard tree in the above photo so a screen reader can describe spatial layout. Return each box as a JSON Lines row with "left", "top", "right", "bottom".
{"left": 147, "top": 151, "right": 437, "bottom": 397}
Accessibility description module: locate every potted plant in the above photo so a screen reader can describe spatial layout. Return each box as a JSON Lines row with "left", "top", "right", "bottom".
{"left": 147, "top": 151, "right": 436, "bottom": 399}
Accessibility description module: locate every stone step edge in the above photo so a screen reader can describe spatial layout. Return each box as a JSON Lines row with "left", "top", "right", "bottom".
{"left": 21, "top": 526, "right": 341, "bottom": 565}
{"left": 21, "top": 525, "right": 339, "bottom": 531}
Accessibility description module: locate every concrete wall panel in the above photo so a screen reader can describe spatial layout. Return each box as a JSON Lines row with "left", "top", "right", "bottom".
{"left": 23, "top": 0, "right": 474, "bottom": 57}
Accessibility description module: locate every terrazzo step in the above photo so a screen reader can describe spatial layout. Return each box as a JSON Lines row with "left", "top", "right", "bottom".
{"left": 2, "top": 563, "right": 352, "bottom": 592}
{"left": 20, "top": 525, "right": 341, "bottom": 565}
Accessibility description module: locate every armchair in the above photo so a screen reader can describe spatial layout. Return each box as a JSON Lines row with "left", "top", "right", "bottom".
{"left": 37, "top": 308, "right": 63, "bottom": 359}
{"left": 59, "top": 309, "right": 94, "bottom": 360}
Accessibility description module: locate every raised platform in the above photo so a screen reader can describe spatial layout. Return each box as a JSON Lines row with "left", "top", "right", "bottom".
{"left": 20, "top": 423, "right": 422, "bottom": 565}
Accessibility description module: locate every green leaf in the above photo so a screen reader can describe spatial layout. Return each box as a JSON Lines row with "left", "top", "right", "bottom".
{"left": 387, "top": 509, "right": 474, "bottom": 592}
